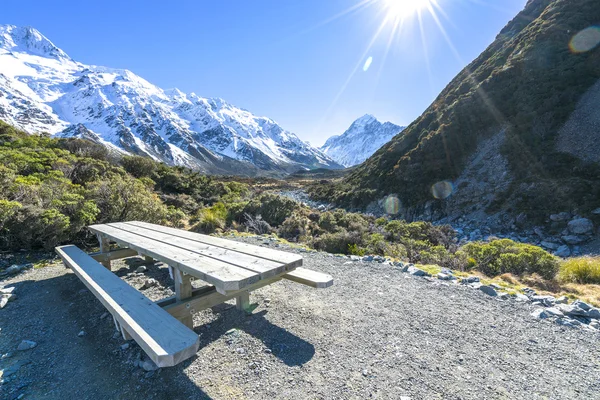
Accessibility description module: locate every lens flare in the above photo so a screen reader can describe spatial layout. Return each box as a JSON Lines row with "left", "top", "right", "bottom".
{"left": 383, "top": 0, "right": 433, "bottom": 20}
{"left": 431, "top": 181, "right": 453, "bottom": 199}
{"left": 569, "top": 26, "right": 600, "bottom": 53}
{"left": 383, "top": 195, "right": 400, "bottom": 215}
{"left": 363, "top": 56, "right": 373, "bottom": 71}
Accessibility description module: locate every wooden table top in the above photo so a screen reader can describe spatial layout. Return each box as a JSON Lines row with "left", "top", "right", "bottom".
{"left": 88, "top": 221, "right": 302, "bottom": 293}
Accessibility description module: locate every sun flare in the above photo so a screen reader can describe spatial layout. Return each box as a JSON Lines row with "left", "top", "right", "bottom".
{"left": 383, "top": 0, "right": 433, "bottom": 19}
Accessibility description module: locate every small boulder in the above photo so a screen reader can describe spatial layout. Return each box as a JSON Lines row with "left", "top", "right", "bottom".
{"left": 572, "top": 300, "right": 592, "bottom": 311}
{"left": 497, "top": 292, "right": 510, "bottom": 300}
{"left": 461, "top": 276, "right": 480, "bottom": 284}
{"left": 568, "top": 218, "right": 594, "bottom": 235}
{"left": 0, "top": 296, "right": 9, "bottom": 309}
{"left": 141, "top": 359, "right": 159, "bottom": 371}
{"left": 554, "top": 245, "right": 571, "bottom": 258}
{"left": 479, "top": 285, "right": 498, "bottom": 297}
{"left": 531, "top": 309, "right": 550, "bottom": 319}
{"left": 135, "top": 266, "right": 147, "bottom": 273}
{"left": 362, "top": 255, "right": 374, "bottom": 262}
{"left": 78, "top": 330, "right": 85, "bottom": 337}
{"left": 585, "top": 307, "right": 600, "bottom": 320}
{"left": 436, "top": 273, "right": 454, "bottom": 281}
{"left": 17, "top": 340, "right": 37, "bottom": 351}
{"left": 541, "top": 241, "right": 561, "bottom": 250}
{"left": 349, "top": 255, "right": 361, "bottom": 261}
{"left": 141, "top": 278, "right": 158, "bottom": 290}
{"left": 544, "top": 307, "right": 564, "bottom": 317}
{"left": 590, "top": 320, "right": 600, "bottom": 330}
{"left": 561, "top": 235, "right": 587, "bottom": 245}
{"left": 555, "top": 296, "right": 569, "bottom": 304}
{"left": 407, "top": 266, "right": 429, "bottom": 277}
{"left": 530, "top": 295, "right": 556, "bottom": 307}
{"left": 515, "top": 294, "right": 530, "bottom": 302}
{"left": 550, "top": 212, "right": 571, "bottom": 222}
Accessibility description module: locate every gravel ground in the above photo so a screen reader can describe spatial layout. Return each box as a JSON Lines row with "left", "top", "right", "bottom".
{"left": 1, "top": 237, "right": 600, "bottom": 400}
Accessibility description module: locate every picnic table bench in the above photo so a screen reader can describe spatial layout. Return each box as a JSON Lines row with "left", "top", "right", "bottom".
{"left": 55, "top": 221, "right": 333, "bottom": 367}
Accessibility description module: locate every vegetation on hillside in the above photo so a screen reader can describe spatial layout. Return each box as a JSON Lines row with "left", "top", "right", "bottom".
{"left": 310, "top": 0, "right": 600, "bottom": 220}
{"left": 2, "top": 119, "right": 599, "bottom": 307}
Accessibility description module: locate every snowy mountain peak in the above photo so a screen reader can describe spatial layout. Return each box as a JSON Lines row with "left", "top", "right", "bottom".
{"left": 0, "top": 25, "right": 342, "bottom": 175}
{"left": 321, "top": 115, "right": 405, "bottom": 167}
{"left": 0, "top": 24, "right": 71, "bottom": 61}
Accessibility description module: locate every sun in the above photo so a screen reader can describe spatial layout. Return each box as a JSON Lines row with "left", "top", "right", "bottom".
{"left": 383, "top": 0, "right": 433, "bottom": 19}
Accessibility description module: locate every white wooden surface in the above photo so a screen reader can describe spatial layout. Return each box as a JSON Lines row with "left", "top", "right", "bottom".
{"left": 88, "top": 221, "right": 303, "bottom": 294}
{"left": 56, "top": 245, "right": 199, "bottom": 367}
{"left": 283, "top": 267, "right": 334, "bottom": 288}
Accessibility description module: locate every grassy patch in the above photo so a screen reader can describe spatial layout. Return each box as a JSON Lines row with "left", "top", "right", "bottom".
{"left": 558, "top": 257, "right": 600, "bottom": 285}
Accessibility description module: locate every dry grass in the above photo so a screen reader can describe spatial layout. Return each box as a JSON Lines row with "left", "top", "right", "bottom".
{"left": 558, "top": 256, "right": 600, "bottom": 285}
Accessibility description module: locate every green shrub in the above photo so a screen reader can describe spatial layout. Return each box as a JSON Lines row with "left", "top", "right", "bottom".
{"left": 192, "top": 202, "right": 228, "bottom": 234}
{"left": 87, "top": 175, "right": 169, "bottom": 224}
{"left": 278, "top": 213, "right": 312, "bottom": 240}
{"left": 121, "top": 155, "right": 157, "bottom": 178}
{"left": 459, "top": 239, "right": 559, "bottom": 279}
{"left": 243, "top": 194, "right": 302, "bottom": 226}
{"left": 312, "top": 230, "right": 362, "bottom": 254}
{"left": 558, "top": 257, "right": 600, "bottom": 284}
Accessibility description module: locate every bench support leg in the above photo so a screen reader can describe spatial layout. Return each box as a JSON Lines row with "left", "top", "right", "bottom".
{"left": 113, "top": 315, "right": 132, "bottom": 341}
{"left": 98, "top": 235, "right": 111, "bottom": 270}
{"left": 173, "top": 268, "right": 194, "bottom": 329}
{"left": 235, "top": 291, "right": 250, "bottom": 312}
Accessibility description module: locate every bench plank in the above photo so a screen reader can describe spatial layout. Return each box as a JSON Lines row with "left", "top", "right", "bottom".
{"left": 125, "top": 221, "right": 302, "bottom": 268}
{"left": 88, "top": 224, "right": 259, "bottom": 293}
{"left": 56, "top": 245, "right": 199, "bottom": 367}
{"left": 283, "top": 267, "right": 333, "bottom": 288}
{"left": 108, "top": 222, "right": 289, "bottom": 278}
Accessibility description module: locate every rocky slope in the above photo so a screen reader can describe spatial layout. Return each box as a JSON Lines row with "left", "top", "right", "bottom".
{"left": 320, "top": 114, "right": 404, "bottom": 167}
{"left": 324, "top": 0, "right": 600, "bottom": 226}
{"left": 0, "top": 25, "right": 342, "bottom": 175}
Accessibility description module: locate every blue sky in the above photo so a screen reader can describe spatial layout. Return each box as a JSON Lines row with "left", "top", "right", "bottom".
{"left": 3, "top": 0, "right": 527, "bottom": 146}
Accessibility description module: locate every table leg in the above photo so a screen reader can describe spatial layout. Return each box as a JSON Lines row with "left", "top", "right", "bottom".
{"left": 97, "top": 234, "right": 111, "bottom": 270}
{"left": 235, "top": 291, "right": 250, "bottom": 312}
{"left": 173, "top": 268, "right": 194, "bottom": 329}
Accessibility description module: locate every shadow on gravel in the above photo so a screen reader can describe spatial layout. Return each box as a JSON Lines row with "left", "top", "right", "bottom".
{"left": 0, "top": 272, "right": 213, "bottom": 400}
{"left": 196, "top": 305, "right": 316, "bottom": 367}
{"left": 119, "top": 258, "right": 316, "bottom": 367}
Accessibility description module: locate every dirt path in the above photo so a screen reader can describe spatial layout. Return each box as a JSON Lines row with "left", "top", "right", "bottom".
{"left": 1, "top": 238, "right": 599, "bottom": 399}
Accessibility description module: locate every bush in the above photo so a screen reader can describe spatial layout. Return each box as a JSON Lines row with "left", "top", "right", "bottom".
{"left": 459, "top": 239, "right": 559, "bottom": 279}
{"left": 312, "top": 230, "right": 362, "bottom": 254}
{"left": 88, "top": 175, "right": 169, "bottom": 224}
{"left": 558, "top": 257, "right": 600, "bottom": 284}
{"left": 192, "top": 202, "right": 227, "bottom": 234}
{"left": 121, "top": 155, "right": 157, "bottom": 178}
{"left": 243, "top": 194, "right": 302, "bottom": 226}
{"left": 278, "top": 213, "right": 311, "bottom": 240}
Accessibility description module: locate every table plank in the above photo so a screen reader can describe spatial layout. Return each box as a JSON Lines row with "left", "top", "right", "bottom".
{"left": 88, "top": 224, "right": 259, "bottom": 293}
{"left": 125, "top": 221, "right": 302, "bottom": 268}
{"left": 109, "top": 222, "right": 288, "bottom": 278}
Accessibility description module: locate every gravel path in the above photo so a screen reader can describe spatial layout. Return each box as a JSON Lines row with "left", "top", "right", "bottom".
{"left": 1, "top": 237, "right": 599, "bottom": 399}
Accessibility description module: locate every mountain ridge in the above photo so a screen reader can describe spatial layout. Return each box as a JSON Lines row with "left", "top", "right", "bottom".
{"left": 320, "top": 114, "right": 405, "bottom": 167}
{"left": 0, "top": 24, "right": 342, "bottom": 176}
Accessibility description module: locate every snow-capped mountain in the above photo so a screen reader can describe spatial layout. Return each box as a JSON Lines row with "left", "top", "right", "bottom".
{"left": 320, "top": 115, "right": 405, "bottom": 167}
{"left": 0, "top": 25, "right": 342, "bottom": 175}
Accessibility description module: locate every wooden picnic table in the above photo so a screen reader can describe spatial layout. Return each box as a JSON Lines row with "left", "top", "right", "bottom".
{"left": 56, "top": 221, "right": 332, "bottom": 367}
